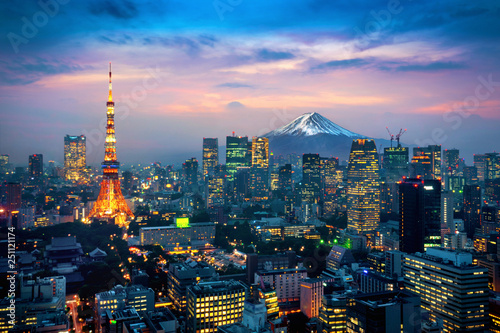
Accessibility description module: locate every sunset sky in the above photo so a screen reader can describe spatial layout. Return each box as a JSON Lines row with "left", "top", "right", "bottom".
{"left": 1, "top": 0, "right": 499, "bottom": 166}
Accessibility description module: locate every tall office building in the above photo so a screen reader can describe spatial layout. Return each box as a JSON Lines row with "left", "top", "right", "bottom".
{"left": 347, "top": 139, "right": 380, "bottom": 234}
{"left": 443, "top": 149, "right": 460, "bottom": 177}
{"left": 250, "top": 167, "right": 269, "bottom": 200}
{"left": 413, "top": 145, "right": 441, "bottom": 180}
{"left": 250, "top": 137, "right": 269, "bottom": 200}
{"left": 399, "top": 179, "right": 441, "bottom": 253}
{"left": 1, "top": 182, "right": 21, "bottom": 212}
{"left": 300, "top": 278, "right": 329, "bottom": 319}
{"left": 122, "top": 170, "right": 134, "bottom": 193}
{"left": 277, "top": 164, "right": 292, "bottom": 197}
{"left": 203, "top": 138, "right": 219, "bottom": 177}
{"left": 410, "top": 152, "right": 432, "bottom": 179}
{"left": 321, "top": 157, "right": 339, "bottom": 195}
{"left": 302, "top": 154, "right": 321, "bottom": 204}
{"left": 463, "top": 185, "right": 482, "bottom": 238}
{"left": 186, "top": 281, "right": 246, "bottom": 333}
{"left": 380, "top": 181, "right": 398, "bottom": 215}
{"left": 64, "top": 135, "right": 86, "bottom": 181}
{"left": 383, "top": 146, "right": 409, "bottom": 182}
{"left": 473, "top": 154, "right": 486, "bottom": 182}
{"left": 226, "top": 135, "right": 249, "bottom": 182}
{"left": 234, "top": 167, "right": 251, "bottom": 198}
{"left": 441, "top": 191, "right": 454, "bottom": 232}
{"left": 246, "top": 141, "right": 253, "bottom": 166}
{"left": 485, "top": 152, "right": 500, "bottom": 180}
{"left": 206, "top": 175, "right": 225, "bottom": 208}
{"left": 167, "top": 261, "right": 216, "bottom": 312}
{"left": 318, "top": 294, "right": 347, "bottom": 333}
{"left": 403, "top": 248, "right": 489, "bottom": 332}
{"left": 463, "top": 166, "right": 478, "bottom": 185}
{"left": 446, "top": 175, "right": 465, "bottom": 196}
{"left": 257, "top": 285, "right": 279, "bottom": 320}
{"left": 251, "top": 137, "right": 269, "bottom": 168}
{"left": 399, "top": 179, "right": 425, "bottom": 254}
{"left": 183, "top": 158, "right": 199, "bottom": 191}
{"left": 481, "top": 206, "right": 497, "bottom": 226}
{"left": 480, "top": 206, "right": 497, "bottom": 235}
{"left": 423, "top": 179, "right": 442, "bottom": 248}
{"left": 29, "top": 154, "right": 43, "bottom": 180}
{"left": 0, "top": 155, "right": 8, "bottom": 178}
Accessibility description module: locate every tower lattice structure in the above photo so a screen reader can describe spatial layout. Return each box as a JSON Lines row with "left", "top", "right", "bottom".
{"left": 89, "top": 63, "right": 134, "bottom": 227}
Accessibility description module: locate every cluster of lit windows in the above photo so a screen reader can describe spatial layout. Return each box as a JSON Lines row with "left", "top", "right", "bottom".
{"left": 404, "top": 255, "right": 488, "bottom": 330}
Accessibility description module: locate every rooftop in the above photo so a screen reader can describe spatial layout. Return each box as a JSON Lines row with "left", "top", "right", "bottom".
{"left": 409, "top": 248, "right": 478, "bottom": 268}
{"left": 189, "top": 280, "right": 245, "bottom": 295}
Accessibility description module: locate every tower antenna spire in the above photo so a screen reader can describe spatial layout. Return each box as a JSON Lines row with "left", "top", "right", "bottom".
{"left": 89, "top": 63, "right": 134, "bottom": 227}
{"left": 108, "top": 62, "right": 113, "bottom": 102}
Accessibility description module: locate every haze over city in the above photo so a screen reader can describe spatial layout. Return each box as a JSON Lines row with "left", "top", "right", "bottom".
{"left": 1, "top": 0, "right": 499, "bottom": 166}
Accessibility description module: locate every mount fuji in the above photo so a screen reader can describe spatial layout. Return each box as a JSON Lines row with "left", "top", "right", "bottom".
{"left": 264, "top": 112, "right": 390, "bottom": 161}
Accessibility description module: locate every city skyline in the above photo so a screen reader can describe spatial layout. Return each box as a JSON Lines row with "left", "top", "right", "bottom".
{"left": 1, "top": 0, "right": 499, "bottom": 166}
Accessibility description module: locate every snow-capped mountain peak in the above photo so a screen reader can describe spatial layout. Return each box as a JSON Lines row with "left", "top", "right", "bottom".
{"left": 266, "top": 112, "right": 363, "bottom": 138}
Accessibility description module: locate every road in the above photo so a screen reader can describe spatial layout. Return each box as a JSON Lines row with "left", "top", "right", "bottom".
{"left": 66, "top": 295, "right": 82, "bottom": 333}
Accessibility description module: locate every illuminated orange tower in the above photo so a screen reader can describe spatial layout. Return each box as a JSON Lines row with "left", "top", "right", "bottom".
{"left": 89, "top": 63, "right": 134, "bottom": 227}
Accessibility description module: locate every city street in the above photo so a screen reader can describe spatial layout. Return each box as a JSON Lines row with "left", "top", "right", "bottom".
{"left": 66, "top": 295, "right": 82, "bottom": 333}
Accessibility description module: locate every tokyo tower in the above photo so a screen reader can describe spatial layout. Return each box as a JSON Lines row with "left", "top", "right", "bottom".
{"left": 89, "top": 63, "right": 134, "bottom": 227}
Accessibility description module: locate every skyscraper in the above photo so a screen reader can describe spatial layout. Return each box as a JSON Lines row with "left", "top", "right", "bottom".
{"left": 403, "top": 249, "right": 488, "bottom": 332}
{"left": 226, "top": 135, "right": 249, "bottom": 182}
{"left": 0, "top": 155, "right": 8, "bottom": 178}
{"left": 89, "top": 64, "right": 134, "bottom": 227}
{"left": 250, "top": 137, "right": 269, "bottom": 200}
{"left": 463, "top": 166, "right": 478, "bottom": 185}
{"left": 474, "top": 154, "right": 487, "bottom": 182}
{"left": 251, "top": 137, "right": 269, "bottom": 168}
{"left": 29, "top": 154, "right": 43, "bottom": 180}
{"left": 423, "top": 179, "right": 442, "bottom": 248}
{"left": 206, "top": 175, "right": 225, "bottom": 208}
{"left": 413, "top": 145, "right": 441, "bottom": 179}
{"left": 410, "top": 152, "right": 432, "bottom": 179}
{"left": 1, "top": 182, "right": 21, "bottom": 212}
{"left": 278, "top": 164, "right": 292, "bottom": 196}
{"left": 383, "top": 146, "right": 409, "bottom": 182}
{"left": 183, "top": 158, "right": 199, "bottom": 192}
{"left": 302, "top": 154, "right": 321, "bottom": 204}
{"left": 485, "top": 152, "right": 500, "bottom": 180}
{"left": 321, "top": 157, "right": 338, "bottom": 195}
{"left": 250, "top": 167, "right": 269, "bottom": 200}
{"left": 399, "top": 179, "right": 425, "bottom": 254}
{"left": 441, "top": 191, "right": 454, "bottom": 232}
{"left": 443, "top": 149, "right": 460, "bottom": 177}
{"left": 64, "top": 135, "right": 86, "bottom": 181}
{"left": 347, "top": 139, "right": 380, "bottom": 234}
{"left": 463, "top": 185, "right": 481, "bottom": 238}
{"left": 202, "top": 138, "right": 219, "bottom": 177}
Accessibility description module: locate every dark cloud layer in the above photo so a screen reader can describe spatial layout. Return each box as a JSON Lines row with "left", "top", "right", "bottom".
{"left": 310, "top": 58, "right": 367, "bottom": 72}
{"left": 255, "top": 49, "right": 296, "bottom": 62}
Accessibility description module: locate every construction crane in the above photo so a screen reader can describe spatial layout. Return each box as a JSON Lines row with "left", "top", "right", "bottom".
{"left": 395, "top": 128, "right": 407, "bottom": 148}
{"left": 386, "top": 127, "right": 395, "bottom": 148}
{"left": 386, "top": 127, "right": 407, "bottom": 148}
